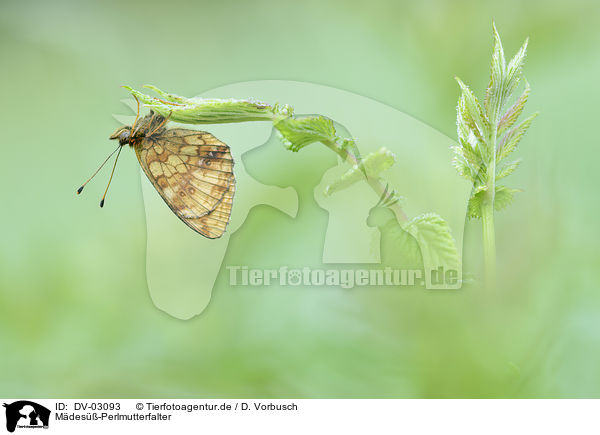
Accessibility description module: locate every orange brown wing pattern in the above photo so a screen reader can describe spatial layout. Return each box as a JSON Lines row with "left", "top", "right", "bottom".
{"left": 187, "top": 177, "right": 235, "bottom": 238}
{"left": 135, "top": 129, "right": 235, "bottom": 238}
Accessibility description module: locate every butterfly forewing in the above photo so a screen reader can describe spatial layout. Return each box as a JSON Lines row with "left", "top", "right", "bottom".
{"left": 135, "top": 127, "right": 235, "bottom": 238}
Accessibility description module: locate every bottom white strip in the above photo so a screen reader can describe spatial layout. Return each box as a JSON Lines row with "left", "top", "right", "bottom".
{"left": 0, "top": 399, "right": 596, "bottom": 434}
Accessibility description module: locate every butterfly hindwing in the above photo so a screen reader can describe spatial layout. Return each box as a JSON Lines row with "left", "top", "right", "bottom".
{"left": 186, "top": 176, "right": 235, "bottom": 239}
{"left": 135, "top": 128, "right": 235, "bottom": 238}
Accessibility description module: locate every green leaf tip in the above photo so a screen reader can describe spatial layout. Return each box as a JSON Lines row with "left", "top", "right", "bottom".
{"left": 455, "top": 77, "right": 491, "bottom": 144}
{"left": 483, "top": 23, "right": 532, "bottom": 126}
{"left": 496, "top": 112, "right": 538, "bottom": 162}
{"left": 491, "top": 22, "right": 506, "bottom": 65}
{"left": 485, "top": 23, "right": 507, "bottom": 119}
{"left": 497, "top": 80, "right": 531, "bottom": 136}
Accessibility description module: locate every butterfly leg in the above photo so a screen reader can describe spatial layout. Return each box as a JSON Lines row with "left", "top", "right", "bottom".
{"left": 130, "top": 95, "right": 141, "bottom": 135}
{"left": 148, "top": 110, "right": 173, "bottom": 136}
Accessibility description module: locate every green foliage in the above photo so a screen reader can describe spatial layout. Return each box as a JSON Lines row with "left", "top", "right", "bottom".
{"left": 453, "top": 24, "right": 536, "bottom": 220}
{"left": 497, "top": 82, "right": 530, "bottom": 136}
{"left": 377, "top": 218, "right": 423, "bottom": 269}
{"left": 496, "top": 159, "right": 521, "bottom": 180}
{"left": 273, "top": 117, "right": 365, "bottom": 176}
{"left": 324, "top": 148, "right": 396, "bottom": 196}
{"left": 496, "top": 113, "right": 538, "bottom": 162}
{"left": 124, "top": 85, "right": 290, "bottom": 124}
{"left": 403, "top": 213, "right": 460, "bottom": 274}
{"left": 125, "top": 85, "right": 461, "bottom": 283}
{"left": 493, "top": 185, "right": 522, "bottom": 211}
{"left": 273, "top": 115, "right": 338, "bottom": 152}
{"left": 467, "top": 184, "right": 521, "bottom": 219}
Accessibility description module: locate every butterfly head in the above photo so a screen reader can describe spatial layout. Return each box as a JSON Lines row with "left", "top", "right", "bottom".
{"left": 109, "top": 125, "right": 132, "bottom": 146}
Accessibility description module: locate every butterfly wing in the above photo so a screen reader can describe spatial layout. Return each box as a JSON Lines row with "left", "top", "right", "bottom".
{"left": 136, "top": 128, "right": 235, "bottom": 238}
{"left": 187, "top": 175, "right": 235, "bottom": 239}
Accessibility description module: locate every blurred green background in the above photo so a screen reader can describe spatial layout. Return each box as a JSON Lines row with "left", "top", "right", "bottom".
{"left": 1, "top": 0, "right": 599, "bottom": 398}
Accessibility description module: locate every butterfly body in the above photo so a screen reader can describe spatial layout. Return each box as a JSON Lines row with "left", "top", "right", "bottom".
{"left": 108, "top": 112, "right": 236, "bottom": 239}
{"left": 109, "top": 112, "right": 168, "bottom": 148}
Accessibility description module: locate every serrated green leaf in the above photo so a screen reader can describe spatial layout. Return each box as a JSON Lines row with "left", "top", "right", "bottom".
{"left": 466, "top": 185, "right": 488, "bottom": 219}
{"left": 505, "top": 38, "right": 529, "bottom": 102}
{"left": 494, "top": 185, "right": 521, "bottom": 211}
{"left": 452, "top": 134, "right": 486, "bottom": 181}
{"left": 473, "top": 184, "right": 488, "bottom": 195}
{"left": 484, "top": 23, "right": 506, "bottom": 119}
{"left": 452, "top": 155, "right": 475, "bottom": 182}
{"left": 454, "top": 141, "right": 478, "bottom": 166}
{"left": 325, "top": 148, "right": 395, "bottom": 195}
{"left": 467, "top": 184, "right": 520, "bottom": 218}
{"left": 458, "top": 97, "right": 483, "bottom": 147}
{"left": 368, "top": 209, "right": 423, "bottom": 269}
{"left": 403, "top": 213, "right": 460, "bottom": 273}
{"left": 497, "top": 112, "right": 537, "bottom": 161}
{"left": 452, "top": 153, "right": 485, "bottom": 184}
{"left": 456, "top": 77, "right": 490, "bottom": 149}
{"left": 498, "top": 82, "right": 530, "bottom": 136}
{"left": 274, "top": 115, "right": 338, "bottom": 152}
{"left": 467, "top": 195, "right": 483, "bottom": 219}
{"left": 457, "top": 95, "right": 489, "bottom": 165}
{"left": 387, "top": 225, "right": 423, "bottom": 269}
{"left": 456, "top": 97, "right": 471, "bottom": 145}
{"left": 496, "top": 159, "right": 521, "bottom": 180}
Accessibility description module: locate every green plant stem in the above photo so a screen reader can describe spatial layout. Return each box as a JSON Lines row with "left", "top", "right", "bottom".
{"left": 322, "top": 139, "right": 348, "bottom": 161}
{"left": 481, "top": 193, "right": 496, "bottom": 287}
{"left": 323, "top": 140, "right": 408, "bottom": 222}
{"left": 483, "top": 125, "right": 498, "bottom": 287}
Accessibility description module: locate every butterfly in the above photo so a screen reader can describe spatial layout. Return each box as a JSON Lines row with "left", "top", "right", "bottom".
{"left": 78, "top": 100, "right": 235, "bottom": 239}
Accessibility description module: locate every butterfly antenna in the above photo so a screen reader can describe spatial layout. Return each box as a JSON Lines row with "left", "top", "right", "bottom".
{"left": 76, "top": 144, "right": 121, "bottom": 194}
{"left": 99, "top": 145, "right": 124, "bottom": 208}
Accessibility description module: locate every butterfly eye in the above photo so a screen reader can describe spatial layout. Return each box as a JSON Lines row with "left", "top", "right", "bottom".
{"left": 118, "top": 130, "right": 130, "bottom": 145}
